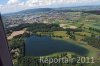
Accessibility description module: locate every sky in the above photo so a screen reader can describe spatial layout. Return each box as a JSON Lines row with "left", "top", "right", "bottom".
{"left": 0, "top": 0, "right": 100, "bottom": 14}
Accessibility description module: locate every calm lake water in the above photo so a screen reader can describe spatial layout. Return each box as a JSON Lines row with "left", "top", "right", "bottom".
{"left": 25, "top": 36, "right": 88, "bottom": 56}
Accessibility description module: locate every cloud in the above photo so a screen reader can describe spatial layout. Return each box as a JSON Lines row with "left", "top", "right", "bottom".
{"left": 0, "top": 0, "right": 100, "bottom": 13}
{"left": 7, "top": 0, "right": 20, "bottom": 5}
{"left": 0, "top": 0, "right": 25, "bottom": 13}
{"left": 24, "top": 0, "right": 100, "bottom": 7}
{"left": 77, "top": 0, "right": 100, "bottom": 3}
{"left": 25, "top": 0, "right": 53, "bottom": 7}
{"left": 54, "top": 0, "right": 100, "bottom": 4}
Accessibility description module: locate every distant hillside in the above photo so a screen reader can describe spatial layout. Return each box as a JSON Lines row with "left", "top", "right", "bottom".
{"left": 3, "top": 5, "right": 100, "bottom": 16}
{"left": 2, "top": 5, "right": 100, "bottom": 29}
{"left": 3, "top": 8, "right": 54, "bottom": 16}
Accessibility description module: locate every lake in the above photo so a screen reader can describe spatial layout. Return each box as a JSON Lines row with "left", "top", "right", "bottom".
{"left": 25, "top": 36, "right": 88, "bottom": 56}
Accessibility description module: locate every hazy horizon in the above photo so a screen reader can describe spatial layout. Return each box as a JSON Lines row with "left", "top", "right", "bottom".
{"left": 0, "top": 0, "right": 100, "bottom": 14}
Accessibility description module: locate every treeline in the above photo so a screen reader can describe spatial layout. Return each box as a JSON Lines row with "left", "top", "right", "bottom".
{"left": 6, "top": 23, "right": 83, "bottom": 34}
{"left": 84, "top": 36, "right": 100, "bottom": 49}
{"left": 27, "top": 23, "right": 64, "bottom": 32}
{"left": 89, "top": 27, "right": 100, "bottom": 33}
{"left": 6, "top": 23, "right": 30, "bottom": 32}
{"left": 6, "top": 23, "right": 64, "bottom": 34}
{"left": 83, "top": 10, "right": 100, "bottom": 15}
{"left": 8, "top": 36, "right": 25, "bottom": 63}
{"left": 15, "top": 53, "right": 83, "bottom": 66}
{"left": 15, "top": 56, "right": 99, "bottom": 66}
